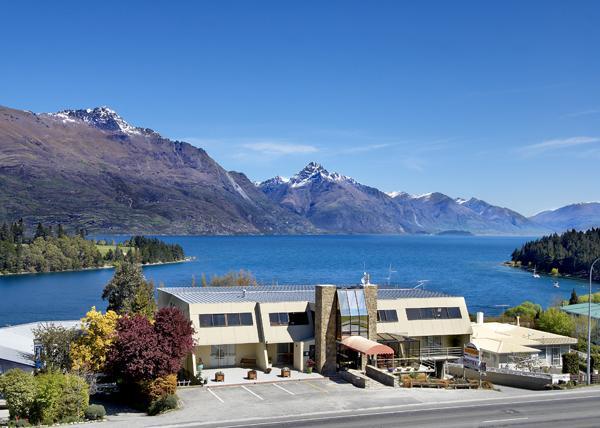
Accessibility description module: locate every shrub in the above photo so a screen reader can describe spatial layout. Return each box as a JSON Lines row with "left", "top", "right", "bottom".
{"left": 30, "top": 372, "right": 64, "bottom": 425}
{"left": 58, "top": 373, "right": 89, "bottom": 421}
{"left": 142, "top": 374, "right": 177, "bottom": 402}
{"left": 147, "top": 394, "right": 178, "bottom": 416}
{"left": 0, "top": 369, "right": 36, "bottom": 421}
{"left": 84, "top": 404, "right": 106, "bottom": 420}
{"left": 30, "top": 372, "right": 89, "bottom": 425}
{"left": 562, "top": 352, "right": 579, "bottom": 375}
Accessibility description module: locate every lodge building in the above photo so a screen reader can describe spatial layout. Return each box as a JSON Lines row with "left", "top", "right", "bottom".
{"left": 157, "top": 281, "right": 473, "bottom": 377}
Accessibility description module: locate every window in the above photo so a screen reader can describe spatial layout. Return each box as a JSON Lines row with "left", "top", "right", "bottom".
{"left": 213, "top": 313, "right": 226, "bottom": 326}
{"left": 226, "top": 313, "right": 241, "bottom": 326}
{"left": 269, "top": 312, "right": 309, "bottom": 326}
{"left": 405, "top": 307, "right": 462, "bottom": 320}
{"left": 199, "top": 312, "right": 253, "bottom": 327}
{"left": 377, "top": 309, "right": 398, "bottom": 322}
{"left": 289, "top": 312, "right": 309, "bottom": 325}
{"left": 240, "top": 312, "right": 253, "bottom": 326}
{"left": 337, "top": 289, "right": 369, "bottom": 338}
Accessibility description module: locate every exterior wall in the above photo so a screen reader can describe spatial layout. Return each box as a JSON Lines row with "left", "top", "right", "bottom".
{"left": 257, "top": 301, "right": 314, "bottom": 343}
{"left": 315, "top": 285, "right": 337, "bottom": 375}
{"left": 376, "top": 296, "right": 472, "bottom": 338}
{"left": 0, "top": 359, "right": 33, "bottom": 374}
{"left": 364, "top": 285, "right": 378, "bottom": 339}
{"left": 189, "top": 301, "right": 261, "bottom": 346}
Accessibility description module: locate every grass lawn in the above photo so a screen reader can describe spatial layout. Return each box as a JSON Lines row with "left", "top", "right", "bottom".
{"left": 96, "top": 244, "right": 134, "bottom": 256}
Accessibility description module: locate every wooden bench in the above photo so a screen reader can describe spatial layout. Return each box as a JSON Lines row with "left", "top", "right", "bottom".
{"left": 240, "top": 358, "right": 257, "bottom": 368}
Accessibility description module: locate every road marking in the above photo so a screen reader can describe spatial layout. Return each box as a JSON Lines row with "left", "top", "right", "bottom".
{"left": 304, "top": 381, "right": 329, "bottom": 393}
{"left": 273, "top": 383, "right": 295, "bottom": 395}
{"left": 241, "top": 385, "right": 264, "bottom": 400}
{"left": 153, "top": 389, "right": 600, "bottom": 428}
{"left": 482, "top": 417, "right": 529, "bottom": 424}
{"left": 206, "top": 388, "right": 224, "bottom": 403}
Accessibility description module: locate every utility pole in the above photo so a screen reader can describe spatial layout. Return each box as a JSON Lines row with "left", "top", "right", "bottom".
{"left": 587, "top": 258, "right": 599, "bottom": 385}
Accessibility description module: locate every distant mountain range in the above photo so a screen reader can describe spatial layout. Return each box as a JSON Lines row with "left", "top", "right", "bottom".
{"left": 0, "top": 104, "right": 598, "bottom": 235}
{"left": 259, "top": 163, "right": 551, "bottom": 235}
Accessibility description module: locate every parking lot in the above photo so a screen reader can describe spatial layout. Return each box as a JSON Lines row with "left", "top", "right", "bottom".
{"left": 199, "top": 378, "right": 352, "bottom": 404}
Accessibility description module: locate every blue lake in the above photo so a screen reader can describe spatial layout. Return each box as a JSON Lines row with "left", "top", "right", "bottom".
{"left": 0, "top": 235, "right": 595, "bottom": 326}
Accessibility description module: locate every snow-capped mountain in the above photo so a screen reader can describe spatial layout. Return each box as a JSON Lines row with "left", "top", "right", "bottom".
{"left": 0, "top": 104, "right": 314, "bottom": 234}
{"left": 529, "top": 202, "right": 600, "bottom": 232}
{"left": 259, "top": 162, "right": 420, "bottom": 233}
{"left": 45, "top": 106, "right": 152, "bottom": 136}
{"left": 259, "top": 163, "right": 549, "bottom": 235}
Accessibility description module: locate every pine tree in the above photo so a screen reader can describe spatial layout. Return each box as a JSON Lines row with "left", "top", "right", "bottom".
{"left": 102, "top": 261, "right": 156, "bottom": 318}
{"left": 34, "top": 222, "right": 47, "bottom": 239}
{"left": 569, "top": 288, "right": 579, "bottom": 305}
{"left": 57, "top": 224, "right": 66, "bottom": 238}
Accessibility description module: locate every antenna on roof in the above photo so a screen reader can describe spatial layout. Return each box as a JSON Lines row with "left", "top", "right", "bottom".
{"left": 361, "top": 272, "right": 371, "bottom": 286}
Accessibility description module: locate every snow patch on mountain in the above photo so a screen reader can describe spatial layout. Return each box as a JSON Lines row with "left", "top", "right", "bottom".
{"left": 45, "top": 106, "right": 146, "bottom": 135}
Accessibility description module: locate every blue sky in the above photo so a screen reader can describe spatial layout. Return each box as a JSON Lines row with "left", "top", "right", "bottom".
{"left": 1, "top": 1, "right": 599, "bottom": 215}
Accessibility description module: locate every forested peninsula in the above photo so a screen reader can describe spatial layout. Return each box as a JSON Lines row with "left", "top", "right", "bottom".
{"left": 510, "top": 228, "right": 600, "bottom": 281}
{"left": 0, "top": 220, "right": 185, "bottom": 274}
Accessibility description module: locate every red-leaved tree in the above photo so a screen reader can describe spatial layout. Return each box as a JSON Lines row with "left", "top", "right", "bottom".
{"left": 153, "top": 307, "right": 195, "bottom": 377}
{"left": 107, "top": 308, "right": 195, "bottom": 383}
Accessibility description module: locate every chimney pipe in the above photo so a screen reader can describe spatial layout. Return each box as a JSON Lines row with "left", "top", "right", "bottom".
{"left": 516, "top": 316, "right": 520, "bottom": 326}
{"left": 476, "top": 312, "right": 484, "bottom": 325}
{"left": 242, "top": 289, "right": 246, "bottom": 298}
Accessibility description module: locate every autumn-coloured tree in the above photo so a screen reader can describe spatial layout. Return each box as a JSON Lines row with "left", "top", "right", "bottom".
{"left": 107, "top": 315, "right": 161, "bottom": 382}
{"left": 107, "top": 308, "right": 194, "bottom": 383}
{"left": 71, "top": 307, "right": 119, "bottom": 373}
{"left": 153, "top": 307, "right": 195, "bottom": 376}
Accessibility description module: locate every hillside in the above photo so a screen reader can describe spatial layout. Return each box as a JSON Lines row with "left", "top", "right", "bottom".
{"left": 510, "top": 228, "right": 600, "bottom": 281}
{"left": 0, "top": 106, "right": 314, "bottom": 234}
{"left": 530, "top": 203, "right": 600, "bottom": 232}
{"left": 260, "top": 163, "right": 549, "bottom": 235}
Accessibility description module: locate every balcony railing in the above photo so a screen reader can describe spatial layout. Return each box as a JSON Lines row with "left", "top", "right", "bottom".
{"left": 419, "top": 346, "right": 463, "bottom": 359}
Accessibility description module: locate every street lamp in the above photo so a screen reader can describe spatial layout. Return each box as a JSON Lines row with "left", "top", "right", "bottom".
{"left": 587, "top": 258, "right": 600, "bottom": 385}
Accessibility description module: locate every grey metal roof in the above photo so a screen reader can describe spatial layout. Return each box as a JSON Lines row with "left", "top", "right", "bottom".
{"left": 158, "top": 285, "right": 452, "bottom": 305}
{"left": 0, "top": 344, "right": 33, "bottom": 367}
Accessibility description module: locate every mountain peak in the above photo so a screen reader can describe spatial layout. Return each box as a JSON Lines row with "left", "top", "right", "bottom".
{"left": 47, "top": 106, "right": 148, "bottom": 135}
{"left": 288, "top": 162, "right": 354, "bottom": 188}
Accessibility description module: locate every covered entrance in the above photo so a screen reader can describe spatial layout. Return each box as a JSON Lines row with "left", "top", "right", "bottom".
{"left": 337, "top": 336, "right": 394, "bottom": 370}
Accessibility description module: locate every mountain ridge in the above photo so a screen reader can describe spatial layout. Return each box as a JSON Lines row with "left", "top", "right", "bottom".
{"left": 0, "top": 104, "right": 597, "bottom": 235}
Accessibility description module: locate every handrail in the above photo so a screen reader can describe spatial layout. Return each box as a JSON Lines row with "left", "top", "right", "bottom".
{"left": 419, "top": 346, "right": 463, "bottom": 358}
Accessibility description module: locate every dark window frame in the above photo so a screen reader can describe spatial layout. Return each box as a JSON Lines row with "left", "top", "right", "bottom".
{"left": 199, "top": 312, "right": 254, "bottom": 327}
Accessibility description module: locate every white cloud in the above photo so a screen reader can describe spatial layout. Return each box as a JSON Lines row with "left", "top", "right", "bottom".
{"left": 561, "top": 109, "right": 600, "bottom": 119}
{"left": 519, "top": 136, "right": 600, "bottom": 156}
{"left": 338, "top": 143, "right": 392, "bottom": 154}
{"left": 241, "top": 141, "right": 319, "bottom": 155}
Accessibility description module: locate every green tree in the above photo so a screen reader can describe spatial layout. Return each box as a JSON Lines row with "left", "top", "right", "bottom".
{"left": 208, "top": 270, "right": 258, "bottom": 287}
{"left": 102, "top": 261, "right": 156, "bottom": 318}
{"left": 569, "top": 288, "right": 579, "bottom": 305}
{"left": 33, "top": 323, "right": 79, "bottom": 372}
{"left": 537, "top": 308, "right": 576, "bottom": 337}
{"left": 503, "top": 301, "right": 542, "bottom": 320}
{"left": 0, "top": 369, "right": 36, "bottom": 421}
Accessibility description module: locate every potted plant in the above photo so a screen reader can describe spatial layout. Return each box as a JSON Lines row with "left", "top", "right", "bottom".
{"left": 215, "top": 371, "right": 225, "bottom": 382}
{"left": 247, "top": 369, "right": 257, "bottom": 380}
{"left": 305, "top": 358, "right": 315, "bottom": 374}
{"left": 281, "top": 366, "right": 291, "bottom": 378}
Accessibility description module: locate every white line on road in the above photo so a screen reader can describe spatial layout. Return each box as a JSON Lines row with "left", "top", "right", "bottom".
{"left": 206, "top": 388, "right": 224, "bottom": 403}
{"left": 242, "top": 385, "right": 264, "bottom": 400}
{"left": 273, "top": 383, "right": 295, "bottom": 395}
{"left": 482, "top": 417, "right": 529, "bottom": 424}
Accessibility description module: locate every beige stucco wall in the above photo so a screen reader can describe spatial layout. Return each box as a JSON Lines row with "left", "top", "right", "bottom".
{"left": 188, "top": 301, "right": 261, "bottom": 345}
{"left": 257, "top": 301, "right": 314, "bottom": 343}
{"left": 377, "top": 296, "right": 472, "bottom": 338}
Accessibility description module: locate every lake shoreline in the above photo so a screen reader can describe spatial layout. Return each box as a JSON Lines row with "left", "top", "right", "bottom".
{"left": 0, "top": 257, "right": 194, "bottom": 277}
{"left": 502, "top": 261, "right": 593, "bottom": 284}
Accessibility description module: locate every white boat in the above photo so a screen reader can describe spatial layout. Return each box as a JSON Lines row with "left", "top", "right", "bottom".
{"left": 533, "top": 267, "right": 541, "bottom": 278}
{"left": 553, "top": 281, "right": 560, "bottom": 288}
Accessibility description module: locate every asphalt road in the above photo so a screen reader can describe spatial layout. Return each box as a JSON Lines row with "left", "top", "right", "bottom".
{"left": 189, "top": 391, "right": 600, "bottom": 428}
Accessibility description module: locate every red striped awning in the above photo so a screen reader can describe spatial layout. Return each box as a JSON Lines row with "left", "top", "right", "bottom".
{"left": 340, "top": 336, "right": 394, "bottom": 356}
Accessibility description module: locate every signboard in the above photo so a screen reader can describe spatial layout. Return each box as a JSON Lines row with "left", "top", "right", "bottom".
{"left": 463, "top": 342, "right": 485, "bottom": 372}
